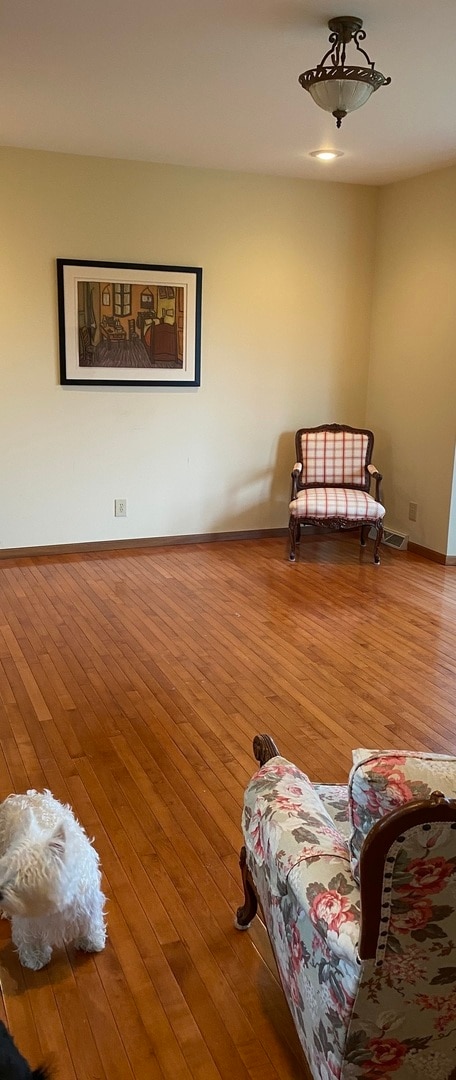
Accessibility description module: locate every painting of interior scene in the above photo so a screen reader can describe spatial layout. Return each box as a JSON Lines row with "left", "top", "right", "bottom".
{"left": 77, "top": 280, "right": 185, "bottom": 368}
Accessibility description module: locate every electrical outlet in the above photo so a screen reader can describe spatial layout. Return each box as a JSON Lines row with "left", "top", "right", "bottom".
{"left": 114, "top": 498, "right": 127, "bottom": 518}
{"left": 408, "top": 501, "right": 417, "bottom": 522}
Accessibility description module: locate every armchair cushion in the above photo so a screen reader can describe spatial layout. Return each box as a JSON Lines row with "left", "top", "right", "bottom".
{"left": 349, "top": 748, "right": 456, "bottom": 881}
{"left": 289, "top": 488, "right": 385, "bottom": 521}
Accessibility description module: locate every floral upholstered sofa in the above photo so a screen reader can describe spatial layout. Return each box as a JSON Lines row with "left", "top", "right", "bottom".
{"left": 236, "top": 735, "right": 456, "bottom": 1080}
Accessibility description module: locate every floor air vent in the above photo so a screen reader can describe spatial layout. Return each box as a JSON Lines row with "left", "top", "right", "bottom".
{"left": 368, "top": 527, "right": 409, "bottom": 550}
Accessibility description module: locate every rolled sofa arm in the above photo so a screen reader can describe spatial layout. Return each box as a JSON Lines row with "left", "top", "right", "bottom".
{"left": 243, "top": 753, "right": 360, "bottom": 966}
{"left": 243, "top": 755, "right": 350, "bottom": 885}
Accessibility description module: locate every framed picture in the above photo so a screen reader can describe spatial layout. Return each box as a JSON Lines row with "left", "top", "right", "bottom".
{"left": 57, "top": 259, "right": 202, "bottom": 386}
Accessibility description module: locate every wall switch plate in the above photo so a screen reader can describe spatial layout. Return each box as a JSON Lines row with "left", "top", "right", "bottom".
{"left": 115, "top": 498, "right": 127, "bottom": 517}
{"left": 408, "top": 501, "right": 418, "bottom": 522}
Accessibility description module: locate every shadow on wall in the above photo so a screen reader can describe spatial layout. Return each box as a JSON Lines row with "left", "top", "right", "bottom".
{"left": 208, "top": 431, "right": 296, "bottom": 533}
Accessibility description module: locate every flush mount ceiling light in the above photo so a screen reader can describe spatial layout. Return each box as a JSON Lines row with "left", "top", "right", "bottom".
{"left": 299, "top": 16, "right": 391, "bottom": 129}
{"left": 309, "top": 149, "right": 344, "bottom": 160}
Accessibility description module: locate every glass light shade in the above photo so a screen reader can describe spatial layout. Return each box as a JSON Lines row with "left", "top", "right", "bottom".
{"left": 308, "top": 78, "right": 374, "bottom": 115}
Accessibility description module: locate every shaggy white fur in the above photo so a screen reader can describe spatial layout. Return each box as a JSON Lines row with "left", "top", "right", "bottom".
{"left": 0, "top": 789, "right": 106, "bottom": 970}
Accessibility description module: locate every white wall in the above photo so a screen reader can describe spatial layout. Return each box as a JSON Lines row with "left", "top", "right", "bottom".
{"left": 366, "top": 166, "right": 456, "bottom": 555}
{"left": 0, "top": 148, "right": 377, "bottom": 549}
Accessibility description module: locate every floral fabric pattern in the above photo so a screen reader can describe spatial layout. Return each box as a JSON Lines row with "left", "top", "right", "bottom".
{"left": 345, "top": 819, "right": 456, "bottom": 1078}
{"left": 243, "top": 759, "right": 358, "bottom": 1079}
{"left": 242, "top": 756, "right": 456, "bottom": 1080}
{"left": 313, "top": 784, "right": 350, "bottom": 842}
{"left": 348, "top": 749, "right": 456, "bottom": 882}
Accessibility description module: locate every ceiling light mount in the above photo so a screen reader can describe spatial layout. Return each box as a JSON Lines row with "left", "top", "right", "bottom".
{"left": 299, "top": 15, "right": 391, "bottom": 128}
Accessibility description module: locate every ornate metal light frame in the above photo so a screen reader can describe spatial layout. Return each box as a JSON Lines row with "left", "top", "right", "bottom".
{"left": 299, "top": 16, "right": 391, "bottom": 129}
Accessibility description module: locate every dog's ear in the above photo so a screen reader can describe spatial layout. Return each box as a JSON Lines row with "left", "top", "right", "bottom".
{"left": 32, "top": 1068, "right": 51, "bottom": 1079}
{"left": 48, "top": 823, "right": 66, "bottom": 860}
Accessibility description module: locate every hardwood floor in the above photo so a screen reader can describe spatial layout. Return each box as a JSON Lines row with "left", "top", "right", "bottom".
{"left": 0, "top": 535, "right": 455, "bottom": 1078}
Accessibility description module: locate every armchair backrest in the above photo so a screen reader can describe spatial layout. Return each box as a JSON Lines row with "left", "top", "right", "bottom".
{"left": 295, "top": 424, "right": 373, "bottom": 490}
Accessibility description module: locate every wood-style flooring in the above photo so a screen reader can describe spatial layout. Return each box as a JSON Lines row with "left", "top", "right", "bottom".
{"left": 0, "top": 535, "right": 455, "bottom": 1078}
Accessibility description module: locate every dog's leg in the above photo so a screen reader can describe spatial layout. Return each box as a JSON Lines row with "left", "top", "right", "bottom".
{"left": 12, "top": 922, "right": 52, "bottom": 970}
{"left": 18, "top": 945, "right": 52, "bottom": 970}
{"left": 74, "top": 894, "right": 106, "bottom": 953}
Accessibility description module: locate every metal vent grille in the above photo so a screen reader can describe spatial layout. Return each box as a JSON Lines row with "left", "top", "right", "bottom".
{"left": 369, "top": 527, "right": 408, "bottom": 550}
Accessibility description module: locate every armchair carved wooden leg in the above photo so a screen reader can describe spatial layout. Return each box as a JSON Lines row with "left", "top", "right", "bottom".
{"left": 373, "top": 521, "right": 383, "bottom": 564}
{"left": 360, "top": 525, "right": 367, "bottom": 547}
{"left": 288, "top": 516, "right": 299, "bottom": 562}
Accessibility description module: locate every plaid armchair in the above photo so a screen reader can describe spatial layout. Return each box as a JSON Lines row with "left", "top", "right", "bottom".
{"left": 236, "top": 736, "right": 456, "bottom": 1080}
{"left": 289, "top": 424, "right": 385, "bottom": 563}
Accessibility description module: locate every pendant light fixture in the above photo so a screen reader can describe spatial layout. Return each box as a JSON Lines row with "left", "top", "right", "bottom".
{"left": 299, "top": 16, "right": 391, "bottom": 129}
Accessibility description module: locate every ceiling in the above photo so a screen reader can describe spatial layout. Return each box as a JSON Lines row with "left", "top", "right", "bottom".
{"left": 2, "top": 0, "right": 456, "bottom": 186}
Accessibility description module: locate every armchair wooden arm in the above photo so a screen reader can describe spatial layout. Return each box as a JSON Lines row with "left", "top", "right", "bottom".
{"left": 290, "top": 463, "right": 302, "bottom": 501}
{"left": 367, "top": 463, "right": 383, "bottom": 504}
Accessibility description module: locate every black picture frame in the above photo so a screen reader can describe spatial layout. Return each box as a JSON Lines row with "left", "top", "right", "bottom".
{"left": 57, "top": 259, "right": 202, "bottom": 387}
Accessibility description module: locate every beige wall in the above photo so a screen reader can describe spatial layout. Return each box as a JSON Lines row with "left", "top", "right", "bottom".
{"left": 0, "top": 148, "right": 377, "bottom": 549}
{"left": 366, "top": 166, "right": 456, "bottom": 556}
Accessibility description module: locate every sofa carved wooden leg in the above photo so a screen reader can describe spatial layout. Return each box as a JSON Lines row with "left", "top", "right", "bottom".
{"left": 234, "top": 846, "right": 258, "bottom": 930}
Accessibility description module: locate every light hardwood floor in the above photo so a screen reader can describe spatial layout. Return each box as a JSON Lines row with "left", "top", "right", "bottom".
{"left": 0, "top": 536, "right": 455, "bottom": 1078}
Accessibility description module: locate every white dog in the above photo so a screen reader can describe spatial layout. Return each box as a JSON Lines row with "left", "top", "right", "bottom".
{"left": 0, "top": 789, "right": 106, "bottom": 970}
